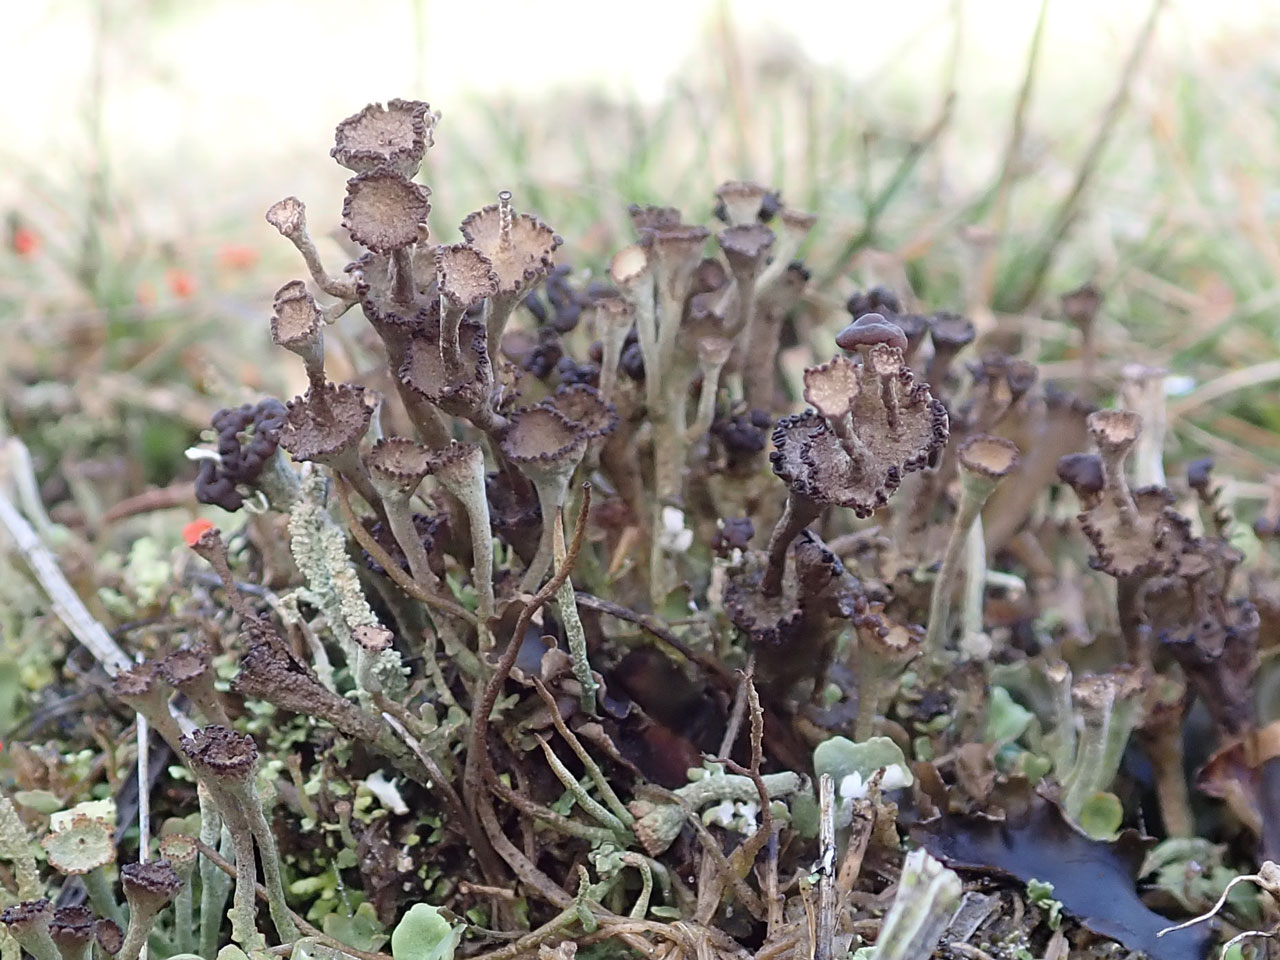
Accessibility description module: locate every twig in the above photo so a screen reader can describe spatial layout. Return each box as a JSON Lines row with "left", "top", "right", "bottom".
{"left": 532, "top": 679, "right": 634, "bottom": 828}
{"left": 0, "top": 448, "right": 131, "bottom": 673}
{"left": 815, "top": 775, "right": 837, "bottom": 960}
{"left": 573, "top": 591, "right": 737, "bottom": 691}
{"left": 101, "top": 482, "right": 196, "bottom": 525}
{"left": 380, "top": 711, "right": 505, "bottom": 884}
{"left": 465, "top": 486, "right": 593, "bottom": 907}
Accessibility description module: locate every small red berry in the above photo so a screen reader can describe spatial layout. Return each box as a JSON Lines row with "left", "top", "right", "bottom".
{"left": 182, "top": 518, "right": 216, "bottom": 547}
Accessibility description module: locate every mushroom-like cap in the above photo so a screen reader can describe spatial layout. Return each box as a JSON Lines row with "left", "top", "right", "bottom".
{"left": 644, "top": 224, "right": 711, "bottom": 275}
{"left": 714, "top": 180, "right": 775, "bottom": 225}
{"left": 179, "top": 724, "right": 258, "bottom": 782}
{"left": 774, "top": 351, "right": 949, "bottom": 517}
{"left": 928, "top": 312, "right": 976, "bottom": 352}
{"left": 460, "top": 192, "right": 561, "bottom": 297}
{"left": 846, "top": 286, "right": 902, "bottom": 319}
{"left": 1004, "top": 358, "right": 1039, "bottom": 402}
{"left": 724, "top": 565, "right": 805, "bottom": 649}
{"left": 427, "top": 441, "right": 486, "bottom": 492}
{"left": 591, "top": 293, "right": 635, "bottom": 331}
{"left": 157, "top": 646, "right": 212, "bottom": 691}
{"left": 332, "top": 99, "right": 435, "bottom": 177}
{"left": 120, "top": 860, "right": 183, "bottom": 914}
{"left": 111, "top": 661, "right": 171, "bottom": 715}
{"left": 279, "top": 382, "right": 373, "bottom": 463}
{"left": 366, "top": 437, "right": 432, "bottom": 496}
{"left": 270, "top": 280, "right": 322, "bottom": 352}
{"left": 1088, "top": 409, "right": 1142, "bottom": 457}
{"left": 1056, "top": 453, "right": 1105, "bottom": 501}
{"left": 399, "top": 324, "right": 493, "bottom": 417}
{"left": 436, "top": 243, "right": 498, "bottom": 311}
{"left": 500, "top": 406, "right": 587, "bottom": 467}
{"left": 341, "top": 169, "right": 431, "bottom": 254}
{"left": 2, "top": 899, "right": 53, "bottom": 935}
{"left": 349, "top": 252, "right": 431, "bottom": 338}
{"left": 628, "top": 203, "right": 684, "bottom": 234}
{"left": 156, "top": 834, "right": 198, "bottom": 871}
{"left": 956, "top": 435, "right": 1020, "bottom": 480}
{"left": 1061, "top": 282, "right": 1103, "bottom": 327}
{"left": 50, "top": 906, "right": 95, "bottom": 952}
{"left": 1186, "top": 457, "right": 1215, "bottom": 493}
{"left": 1079, "top": 482, "right": 1192, "bottom": 580}
{"left": 608, "top": 243, "right": 651, "bottom": 290}
{"left": 802, "top": 353, "right": 860, "bottom": 419}
{"left": 835, "top": 312, "right": 908, "bottom": 354}
{"left": 95, "top": 919, "right": 123, "bottom": 955}
{"left": 853, "top": 599, "right": 924, "bottom": 666}
{"left": 41, "top": 814, "right": 115, "bottom": 875}
{"left": 542, "top": 384, "right": 618, "bottom": 440}
{"left": 774, "top": 206, "right": 818, "bottom": 241}
{"left": 718, "top": 223, "right": 775, "bottom": 278}
{"left": 265, "top": 196, "right": 306, "bottom": 239}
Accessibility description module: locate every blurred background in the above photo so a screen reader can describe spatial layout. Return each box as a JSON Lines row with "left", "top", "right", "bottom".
{"left": 3, "top": 0, "right": 1280, "bottom": 486}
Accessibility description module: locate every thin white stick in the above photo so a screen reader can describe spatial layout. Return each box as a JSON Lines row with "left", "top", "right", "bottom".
{"left": 137, "top": 709, "right": 151, "bottom": 960}
{"left": 0, "top": 484, "right": 131, "bottom": 673}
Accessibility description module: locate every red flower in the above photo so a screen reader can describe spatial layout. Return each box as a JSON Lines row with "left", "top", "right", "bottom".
{"left": 167, "top": 268, "right": 197, "bottom": 299}
{"left": 182, "top": 518, "right": 216, "bottom": 547}
{"left": 10, "top": 225, "right": 39, "bottom": 258}
{"left": 217, "top": 244, "right": 258, "bottom": 271}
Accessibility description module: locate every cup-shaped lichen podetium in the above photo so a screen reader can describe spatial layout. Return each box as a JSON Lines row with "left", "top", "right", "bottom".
{"left": 1070, "top": 410, "right": 1191, "bottom": 584}
{"left": 719, "top": 223, "right": 776, "bottom": 409}
{"left": 365, "top": 437, "right": 438, "bottom": 591}
{"left": 118, "top": 860, "right": 183, "bottom": 960}
{"left": 435, "top": 243, "right": 497, "bottom": 373}
{"left": 765, "top": 344, "right": 947, "bottom": 597}
{"left": 643, "top": 221, "right": 710, "bottom": 380}
{"left": 342, "top": 168, "right": 431, "bottom": 306}
{"left": 158, "top": 645, "right": 229, "bottom": 726}
{"left": 500, "top": 406, "right": 589, "bottom": 592}
{"left": 49, "top": 906, "right": 95, "bottom": 960}
{"left": 853, "top": 599, "right": 925, "bottom": 741}
{"left": 180, "top": 725, "right": 297, "bottom": 946}
{"left": 270, "top": 280, "right": 326, "bottom": 390}
{"left": 279, "top": 381, "right": 381, "bottom": 516}
{"left": 400, "top": 322, "right": 504, "bottom": 434}
{"left": 714, "top": 179, "right": 776, "bottom": 227}
{"left": 460, "top": 191, "right": 561, "bottom": 359}
{"left": 923, "top": 434, "right": 1019, "bottom": 658}
{"left": 2, "top": 899, "right": 62, "bottom": 960}
{"left": 923, "top": 311, "right": 976, "bottom": 391}
{"left": 265, "top": 195, "right": 356, "bottom": 300}
{"left": 331, "top": 99, "right": 435, "bottom": 177}
{"left": 427, "top": 441, "right": 496, "bottom": 618}
{"left": 111, "top": 661, "right": 184, "bottom": 754}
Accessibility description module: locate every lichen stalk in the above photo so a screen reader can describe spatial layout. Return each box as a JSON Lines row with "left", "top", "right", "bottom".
{"left": 924, "top": 469, "right": 1003, "bottom": 659}
{"left": 762, "top": 494, "right": 822, "bottom": 598}
{"left": 552, "top": 509, "right": 598, "bottom": 714}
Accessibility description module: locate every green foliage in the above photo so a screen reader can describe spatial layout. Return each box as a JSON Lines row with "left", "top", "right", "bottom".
{"left": 390, "top": 904, "right": 460, "bottom": 960}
